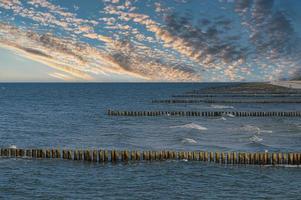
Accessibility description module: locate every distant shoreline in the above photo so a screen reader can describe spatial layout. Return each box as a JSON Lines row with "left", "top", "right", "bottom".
{"left": 270, "top": 81, "right": 301, "bottom": 89}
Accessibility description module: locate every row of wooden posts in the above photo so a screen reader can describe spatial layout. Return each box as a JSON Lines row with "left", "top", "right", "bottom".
{"left": 152, "top": 99, "right": 301, "bottom": 104}
{"left": 1, "top": 148, "right": 300, "bottom": 165}
{"left": 107, "top": 110, "right": 301, "bottom": 117}
{"left": 185, "top": 91, "right": 301, "bottom": 95}
{"left": 172, "top": 94, "right": 301, "bottom": 98}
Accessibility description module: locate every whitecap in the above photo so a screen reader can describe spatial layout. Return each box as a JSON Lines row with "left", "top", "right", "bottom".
{"left": 9, "top": 145, "right": 17, "bottom": 149}
{"left": 211, "top": 104, "right": 234, "bottom": 109}
{"left": 260, "top": 130, "right": 273, "bottom": 133}
{"left": 249, "top": 135, "right": 263, "bottom": 143}
{"left": 225, "top": 113, "right": 235, "bottom": 118}
{"left": 241, "top": 125, "right": 261, "bottom": 134}
{"left": 219, "top": 117, "right": 227, "bottom": 121}
{"left": 171, "top": 123, "right": 208, "bottom": 131}
{"left": 181, "top": 138, "right": 197, "bottom": 144}
{"left": 241, "top": 125, "right": 272, "bottom": 134}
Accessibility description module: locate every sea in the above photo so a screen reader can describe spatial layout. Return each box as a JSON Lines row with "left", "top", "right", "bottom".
{"left": 0, "top": 83, "right": 300, "bottom": 199}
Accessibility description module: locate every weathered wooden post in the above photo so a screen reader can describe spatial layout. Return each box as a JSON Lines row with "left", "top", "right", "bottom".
{"left": 26, "top": 149, "right": 31, "bottom": 157}
{"left": 74, "top": 150, "right": 79, "bottom": 160}
{"left": 32, "top": 149, "right": 37, "bottom": 158}
{"left": 215, "top": 152, "right": 220, "bottom": 163}
{"left": 131, "top": 151, "right": 136, "bottom": 161}
{"left": 98, "top": 150, "right": 104, "bottom": 162}
{"left": 104, "top": 150, "right": 108, "bottom": 162}
{"left": 78, "top": 150, "right": 83, "bottom": 160}
{"left": 210, "top": 152, "right": 214, "bottom": 162}
{"left": 45, "top": 149, "right": 51, "bottom": 158}
{"left": 233, "top": 152, "right": 237, "bottom": 164}
{"left": 272, "top": 153, "right": 277, "bottom": 165}
{"left": 93, "top": 150, "right": 98, "bottom": 162}
{"left": 63, "top": 150, "right": 67, "bottom": 159}
{"left": 84, "top": 150, "right": 92, "bottom": 162}
{"left": 9, "top": 148, "right": 16, "bottom": 157}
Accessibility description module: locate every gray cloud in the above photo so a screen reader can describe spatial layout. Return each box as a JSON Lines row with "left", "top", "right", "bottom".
{"left": 163, "top": 12, "right": 247, "bottom": 66}
{"left": 20, "top": 47, "right": 52, "bottom": 58}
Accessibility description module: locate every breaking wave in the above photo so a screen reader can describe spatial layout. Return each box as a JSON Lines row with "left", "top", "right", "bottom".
{"left": 170, "top": 123, "right": 208, "bottom": 131}
{"left": 9, "top": 145, "right": 17, "bottom": 149}
{"left": 241, "top": 125, "right": 272, "bottom": 134}
{"left": 211, "top": 104, "right": 234, "bottom": 109}
{"left": 181, "top": 138, "right": 197, "bottom": 144}
{"left": 249, "top": 135, "right": 263, "bottom": 143}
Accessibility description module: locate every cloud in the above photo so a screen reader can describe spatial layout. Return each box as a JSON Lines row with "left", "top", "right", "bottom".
{"left": 0, "top": 23, "right": 199, "bottom": 81}
{"left": 48, "top": 72, "right": 73, "bottom": 81}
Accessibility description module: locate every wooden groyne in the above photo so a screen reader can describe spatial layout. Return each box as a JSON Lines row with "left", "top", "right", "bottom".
{"left": 152, "top": 99, "right": 301, "bottom": 104}
{"left": 172, "top": 94, "right": 301, "bottom": 98}
{"left": 1, "top": 148, "right": 300, "bottom": 165}
{"left": 107, "top": 110, "right": 301, "bottom": 117}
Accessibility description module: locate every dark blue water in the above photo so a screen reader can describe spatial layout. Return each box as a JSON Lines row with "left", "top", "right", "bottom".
{"left": 0, "top": 83, "right": 300, "bottom": 199}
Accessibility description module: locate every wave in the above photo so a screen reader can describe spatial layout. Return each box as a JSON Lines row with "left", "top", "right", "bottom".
{"left": 219, "top": 117, "right": 227, "bottom": 121}
{"left": 241, "top": 125, "right": 272, "bottom": 134}
{"left": 181, "top": 138, "right": 197, "bottom": 144}
{"left": 211, "top": 104, "right": 234, "bottom": 109}
{"left": 249, "top": 135, "right": 263, "bottom": 143}
{"left": 9, "top": 145, "right": 17, "bottom": 149}
{"left": 260, "top": 130, "right": 273, "bottom": 133}
{"left": 171, "top": 123, "right": 208, "bottom": 131}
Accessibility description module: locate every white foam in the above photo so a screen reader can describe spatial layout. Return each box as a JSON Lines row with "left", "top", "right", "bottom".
{"left": 211, "top": 104, "right": 234, "bottom": 109}
{"left": 241, "top": 125, "right": 272, "bottom": 134}
{"left": 260, "top": 130, "right": 273, "bottom": 133}
{"left": 219, "top": 117, "right": 227, "bottom": 121}
{"left": 242, "top": 125, "right": 261, "bottom": 133}
{"left": 225, "top": 113, "right": 235, "bottom": 118}
{"left": 181, "top": 138, "right": 197, "bottom": 144}
{"left": 9, "top": 145, "right": 17, "bottom": 149}
{"left": 171, "top": 123, "right": 208, "bottom": 131}
{"left": 249, "top": 135, "right": 263, "bottom": 143}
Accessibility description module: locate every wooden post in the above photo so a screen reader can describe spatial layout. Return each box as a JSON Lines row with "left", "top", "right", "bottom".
{"left": 288, "top": 153, "right": 293, "bottom": 165}
{"left": 26, "top": 149, "right": 31, "bottom": 157}
{"left": 215, "top": 152, "right": 220, "bottom": 163}
{"left": 56, "top": 149, "right": 61, "bottom": 159}
{"left": 32, "top": 149, "right": 37, "bottom": 158}
{"left": 272, "top": 153, "right": 277, "bottom": 165}
{"left": 10, "top": 148, "right": 16, "bottom": 157}
{"left": 93, "top": 150, "right": 98, "bottom": 162}
{"left": 78, "top": 150, "right": 83, "bottom": 160}
{"left": 84, "top": 150, "right": 91, "bottom": 162}
{"left": 74, "top": 150, "right": 79, "bottom": 160}
{"left": 63, "top": 150, "right": 67, "bottom": 159}
{"left": 111, "top": 150, "right": 116, "bottom": 162}
{"left": 104, "top": 150, "right": 108, "bottom": 162}
{"left": 46, "top": 149, "right": 51, "bottom": 158}
{"left": 98, "top": 150, "right": 104, "bottom": 162}
{"left": 277, "top": 153, "right": 282, "bottom": 165}
{"left": 188, "top": 152, "right": 193, "bottom": 161}
{"left": 204, "top": 152, "right": 208, "bottom": 162}
{"left": 193, "top": 152, "right": 198, "bottom": 161}
{"left": 227, "top": 152, "right": 231, "bottom": 164}
{"left": 210, "top": 152, "right": 214, "bottom": 162}
{"left": 136, "top": 151, "right": 141, "bottom": 161}
{"left": 199, "top": 152, "right": 204, "bottom": 161}
{"left": 233, "top": 152, "right": 237, "bottom": 164}
{"left": 131, "top": 151, "right": 136, "bottom": 161}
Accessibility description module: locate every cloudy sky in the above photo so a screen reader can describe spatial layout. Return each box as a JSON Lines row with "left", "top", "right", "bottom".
{"left": 0, "top": 0, "right": 300, "bottom": 82}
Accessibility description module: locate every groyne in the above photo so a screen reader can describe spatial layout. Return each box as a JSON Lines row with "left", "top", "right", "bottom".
{"left": 152, "top": 99, "right": 301, "bottom": 104}
{"left": 107, "top": 110, "right": 301, "bottom": 117}
{"left": 1, "top": 148, "right": 300, "bottom": 165}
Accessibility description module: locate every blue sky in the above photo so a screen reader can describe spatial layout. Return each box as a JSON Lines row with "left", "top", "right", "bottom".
{"left": 0, "top": 0, "right": 300, "bottom": 82}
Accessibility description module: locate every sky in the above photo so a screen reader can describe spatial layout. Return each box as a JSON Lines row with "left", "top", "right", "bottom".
{"left": 0, "top": 0, "right": 300, "bottom": 82}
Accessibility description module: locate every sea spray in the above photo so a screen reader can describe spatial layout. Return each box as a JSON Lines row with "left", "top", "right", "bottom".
{"left": 170, "top": 123, "right": 208, "bottom": 131}
{"left": 211, "top": 104, "right": 234, "bottom": 109}
{"left": 181, "top": 138, "right": 197, "bottom": 144}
